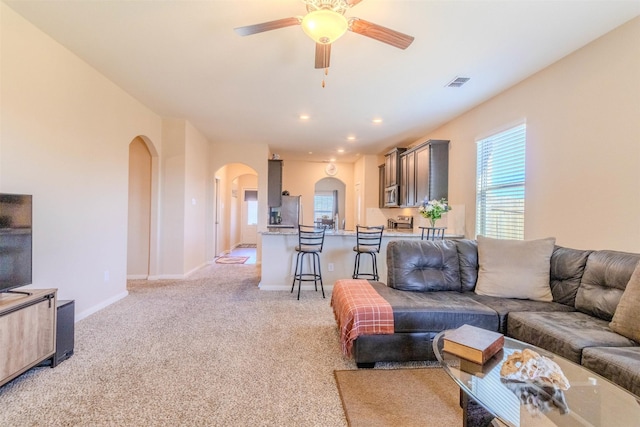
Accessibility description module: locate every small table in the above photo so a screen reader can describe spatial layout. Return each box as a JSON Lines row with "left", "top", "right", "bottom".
{"left": 433, "top": 331, "right": 640, "bottom": 427}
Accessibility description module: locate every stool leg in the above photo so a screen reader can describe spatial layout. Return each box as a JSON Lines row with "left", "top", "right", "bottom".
{"left": 353, "top": 252, "right": 360, "bottom": 279}
{"left": 315, "top": 252, "right": 325, "bottom": 298}
{"left": 291, "top": 251, "right": 301, "bottom": 293}
{"left": 297, "top": 252, "right": 305, "bottom": 300}
{"left": 371, "top": 253, "right": 378, "bottom": 281}
{"left": 312, "top": 253, "right": 318, "bottom": 292}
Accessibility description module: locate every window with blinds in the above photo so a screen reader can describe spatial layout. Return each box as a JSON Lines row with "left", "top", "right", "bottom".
{"left": 476, "top": 124, "right": 526, "bottom": 240}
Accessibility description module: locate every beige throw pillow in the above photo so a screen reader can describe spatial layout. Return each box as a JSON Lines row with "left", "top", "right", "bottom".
{"left": 609, "top": 261, "right": 640, "bottom": 343}
{"left": 475, "top": 235, "right": 555, "bottom": 302}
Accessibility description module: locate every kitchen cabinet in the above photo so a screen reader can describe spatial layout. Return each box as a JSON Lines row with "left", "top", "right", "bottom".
{"left": 400, "top": 140, "right": 449, "bottom": 207}
{"left": 383, "top": 148, "right": 406, "bottom": 207}
{"left": 384, "top": 148, "right": 405, "bottom": 188}
{"left": 268, "top": 159, "right": 282, "bottom": 207}
{"left": 378, "top": 164, "right": 385, "bottom": 208}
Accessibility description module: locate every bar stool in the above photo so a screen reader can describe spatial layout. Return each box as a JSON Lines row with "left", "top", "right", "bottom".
{"left": 420, "top": 226, "right": 446, "bottom": 240}
{"left": 352, "top": 225, "right": 384, "bottom": 281}
{"left": 291, "top": 224, "right": 325, "bottom": 300}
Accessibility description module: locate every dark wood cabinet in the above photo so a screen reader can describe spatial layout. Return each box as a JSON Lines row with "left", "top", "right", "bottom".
{"left": 268, "top": 159, "right": 283, "bottom": 207}
{"left": 400, "top": 150, "right": 416, "bottom": 207}
{"left": 384, "top": 148, "right": 405, "bottom": 188}
{"left": 399, "top": 140, "right": 449, "bottom": 207}
{"left": 383, "top": 148, "right": 406, "bottom": 207}
{"left": 378, "top": 164, "right": 385, "bottom": 208}
{"left": 427, "top": 140, "right": 449, "bottom": 201}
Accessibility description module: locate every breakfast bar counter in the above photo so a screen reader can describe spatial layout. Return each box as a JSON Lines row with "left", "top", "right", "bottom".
{"left": 259, "top": 229, "right": 462, "bottom": 291}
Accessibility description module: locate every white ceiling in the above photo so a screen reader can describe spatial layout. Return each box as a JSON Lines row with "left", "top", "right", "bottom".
{"left": 5, "top": 0, "right": 639, "bottom": 163}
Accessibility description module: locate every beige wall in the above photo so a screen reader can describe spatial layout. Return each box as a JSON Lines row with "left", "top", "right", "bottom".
{"left": 281, "top": 160, "right": 355, "bottom": 230}
{"left": 0, "top": 4, "right": 163, "bottom": 318}
{"left": 157, "top": 119, "right": 210, "bottom": 277}
{"left": 416, "top": 17, "right": 640, "bottom": 251}
{"left": 184, "top": 121, "right": 210, "bottom": 274}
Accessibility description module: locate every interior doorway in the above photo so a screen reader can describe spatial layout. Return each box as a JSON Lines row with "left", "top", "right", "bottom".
{"left": 314, "top": 177, "right": 346, "bottom": 229}
{"left": 127, "top": 135, "right": 159, "bottom": 279}
{"left": 241, "top": 189, "right": 258, "bottom": 245}
{"left": 212, "top": 164, "right": 258, "bottom": 257}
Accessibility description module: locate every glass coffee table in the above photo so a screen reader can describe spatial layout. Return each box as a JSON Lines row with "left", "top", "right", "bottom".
{"left": 433, "top": 330, "right": 640, "bottom": 427}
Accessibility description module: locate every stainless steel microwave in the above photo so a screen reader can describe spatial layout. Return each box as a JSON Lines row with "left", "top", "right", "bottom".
{"left": 384, "top": 185, "right": 399, "bottom": 207}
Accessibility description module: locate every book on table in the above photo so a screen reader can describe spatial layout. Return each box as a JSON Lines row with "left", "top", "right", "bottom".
{"left": 443, "top": 324, "right": 504, "bottom": 365}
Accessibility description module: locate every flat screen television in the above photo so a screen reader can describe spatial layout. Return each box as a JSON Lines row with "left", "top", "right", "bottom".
{"left": 0, "top": 194, "right": 32, "bottom": 294}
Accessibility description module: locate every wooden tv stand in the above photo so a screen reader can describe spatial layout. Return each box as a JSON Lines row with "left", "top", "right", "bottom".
{"left": 0, "top": 288, "right": 57, "bottom": 387}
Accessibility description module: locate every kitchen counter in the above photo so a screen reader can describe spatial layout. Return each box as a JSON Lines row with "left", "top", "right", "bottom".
{"left": 259, "top": 228, "right": 464, "bottom": 291}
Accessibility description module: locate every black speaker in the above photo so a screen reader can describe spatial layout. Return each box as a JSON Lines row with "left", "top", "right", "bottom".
{"left": 52, "top": 299, "right": 75, "bottom": 367}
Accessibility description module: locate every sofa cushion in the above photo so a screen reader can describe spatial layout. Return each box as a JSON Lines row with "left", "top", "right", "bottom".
{"left": 576, "top": 250, "right": 640, "bottom": 321}
{"left": 507, "top": 311, "right": 636, "bottom": 363}
{"left": 609, "top": 260, "right": 640, "bottom": 343}
{"left": 386, "top": 240, "right": 462, "bottom": 292}
{"left": 370, "top": 283, "right": 499, "bottom": 333}
{"left": 475, "top": 236, "right": 555, "bottom": 302}
{"left": 455, "top": 239, "right": 478, "bottom": 292}
{"left": 469, "top": 294, "right": 575, "bottom": 334}
{"left": 550, "top": 246, "right": 592, "bottom": 306}
{"left": 582, "top": 347, "right": 640, "bottom": 397}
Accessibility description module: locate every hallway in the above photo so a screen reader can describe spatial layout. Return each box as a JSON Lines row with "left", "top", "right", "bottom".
{"left": 228, "top": 245, "right": 257, "bottom": 265}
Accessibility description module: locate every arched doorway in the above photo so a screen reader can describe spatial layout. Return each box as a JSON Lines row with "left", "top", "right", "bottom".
{"left": 127, "top": 136, "right": 159, "bottom": 279}
{"left": 314, "top": 177, "right": 346, "bottom": 229}
{"left": 213, "top": 163, "right": 258, "bottom": 259}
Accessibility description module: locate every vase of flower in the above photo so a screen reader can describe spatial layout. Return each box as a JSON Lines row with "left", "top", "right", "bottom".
{"left": 419, "top": 198, "right": 451, "bottom": 228}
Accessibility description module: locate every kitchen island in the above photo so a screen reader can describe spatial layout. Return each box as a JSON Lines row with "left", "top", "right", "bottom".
{"left": 259, "top": 229, "right": 463, "bottom": 292}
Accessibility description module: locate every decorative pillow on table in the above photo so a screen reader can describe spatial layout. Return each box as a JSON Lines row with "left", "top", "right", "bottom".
{"left": 609, "top": 261, "right": 640, "bottom": 343}
{"left": 475, "top": 235, "right": 556, "bottom": 302}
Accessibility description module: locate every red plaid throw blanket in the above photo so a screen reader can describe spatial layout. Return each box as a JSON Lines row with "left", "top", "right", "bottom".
{"left": 331, "top": 279, "right": 394, "bottom": 357}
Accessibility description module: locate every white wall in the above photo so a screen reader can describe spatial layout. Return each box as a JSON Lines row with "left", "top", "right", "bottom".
{"left": 0, "top": 4, "right": 163, "bottom": 318}
{"left": 417, "top": 17, "right": 640, "bottom": 251}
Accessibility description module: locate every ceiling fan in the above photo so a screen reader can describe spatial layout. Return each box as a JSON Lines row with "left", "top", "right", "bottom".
{"left": 234, "top": 0, "right": 414, "bottom": 70}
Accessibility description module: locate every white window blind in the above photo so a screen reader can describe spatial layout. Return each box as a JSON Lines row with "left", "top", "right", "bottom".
{"left": 476, "top": 124, "right": 526, "bottom": 240}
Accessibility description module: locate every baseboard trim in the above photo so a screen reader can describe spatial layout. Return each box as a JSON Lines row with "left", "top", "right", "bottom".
{"left": 76, "top": 290, "right": 128, "bottom": 322}
{"left": 147, "top": 262, "right": 209, "bottom": 281}
{"left": 127, "top": 274, "right": 148, "bottom": 280}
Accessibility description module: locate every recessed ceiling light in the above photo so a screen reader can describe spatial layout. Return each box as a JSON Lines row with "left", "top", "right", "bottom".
{"left": 308, "top": 151, "right": 313, "bottom": 155}
{"left": 299, "top": 114, "right": 310, "bottom": 120}
{"left": 330, "top": 157, "right": 336, "bottom": 162}
{"left": 337, "top": 148, "right": 345, "bottom": 153}
{"left": 372, "top": 118, "right": 383, "bottom": 124}
{"left": 347, "top": 136, "right": 356, "bottom": 141}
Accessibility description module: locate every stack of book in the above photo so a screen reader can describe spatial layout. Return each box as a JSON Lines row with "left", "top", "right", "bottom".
{"left": 443, "top": 324, "right": 504, "bottom": 365}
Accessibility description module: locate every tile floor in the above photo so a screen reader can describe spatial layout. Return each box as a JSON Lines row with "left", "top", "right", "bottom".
{"left": 228, "top": 246, "right": 257, "bottom": 264}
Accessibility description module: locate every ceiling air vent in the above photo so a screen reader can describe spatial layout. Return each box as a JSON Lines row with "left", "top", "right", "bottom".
{"left": 446, "top": 77, "right": 470, "bottom": 88}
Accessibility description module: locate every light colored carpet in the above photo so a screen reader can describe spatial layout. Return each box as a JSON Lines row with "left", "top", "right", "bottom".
{"left": 335, "top": 368, "right": 462, "bottom": 427}
{"left": 0, "top": 263, "right": 458, "bottom": 426}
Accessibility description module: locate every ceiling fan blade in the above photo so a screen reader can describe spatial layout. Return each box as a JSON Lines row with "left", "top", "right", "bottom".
{"left": 346, "top": 0, "right": 365, "bottom": 6}
{"left": 315, "top": 43, "right": 331, "bottom": 69}
{"left": 349, "top": 18, "right": 414, "bottom": 50}
{"left": 234, "top": 17, "right": 300, "bottom": 36}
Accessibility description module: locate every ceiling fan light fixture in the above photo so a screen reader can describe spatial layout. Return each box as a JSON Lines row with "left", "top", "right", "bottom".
{"left": 301, "top": 9, "right": 348, "bottom": 44}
